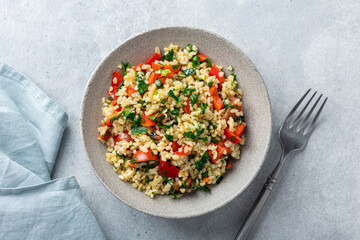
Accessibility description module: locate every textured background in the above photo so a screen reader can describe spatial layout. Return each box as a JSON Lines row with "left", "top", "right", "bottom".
{"left": 1, "top": 0, "right": 359, "bottom": 239}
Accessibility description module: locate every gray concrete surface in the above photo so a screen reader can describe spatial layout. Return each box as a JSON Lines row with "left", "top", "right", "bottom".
{"left": 1, "top": 0, "right": 359, "bottom": 239}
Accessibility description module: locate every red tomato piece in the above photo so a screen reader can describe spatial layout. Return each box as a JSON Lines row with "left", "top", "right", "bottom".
{"left": 134, "top": 149, "right": 159, "bottom": 163}
{"left": 171, "top": 142, "right": 181, "bottom": 152}
{"left": 159, "top": 161, "right": 179, "bottom": 178}
{"left": 208, "top": 140, "right": 231, "bottom": 164}
{"left": 98, "top": 128, "right": 111, "bottom": 141}
{"left": 224, "top": 127, "right": 242, "bottom": 143}
{"left": 113, "top": 131, "right": 133, "bottom": 144}
{"left": 127, "top": 87, "right": 137, "bottom": 97}
{"left": 183, "top": 97, "right": 192, "bottom": 114}
{"left": 174, "top": 144, "right": 191, "bottom": 156}
{"left": 144, "top": 53, "right": 162, "bottom": 65}
{"left": 234, "top": 122, "right": 245, "bottom": 136}
{"left": 132, "top": 63, "right": 145, "bottom": 71}
{"left": 209, "top": 65, "right": 225, "bottom": 89}
{"left": 107, "top": 71, "right": 123, "bottom": 99}
{"left": 151, "top": 62, "right": 162, "bottom": 71}
{"left": 197, "top": 53, "right": 207, "bottom": 62}
{"left": 141, "top": 116, "right": 155, "bottom": 127}
{"left": 148, "top": 72, "right": 162, "bottom": 84}
{"left": 209, "top": 85, "right": 223, "bottom": 111}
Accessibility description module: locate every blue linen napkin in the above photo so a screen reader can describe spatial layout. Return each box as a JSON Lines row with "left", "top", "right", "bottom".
{"left": 0, "top": 62, "right": 105, "bottom": 240}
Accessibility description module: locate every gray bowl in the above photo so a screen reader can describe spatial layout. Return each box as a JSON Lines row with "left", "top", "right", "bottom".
{"left": 80, "top": 27, "right": 272, "bottom": 218}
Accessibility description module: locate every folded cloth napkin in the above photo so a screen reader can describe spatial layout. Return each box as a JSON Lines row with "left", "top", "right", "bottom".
{"left": 0, "top": 62, "right": 105, "bottom": 240}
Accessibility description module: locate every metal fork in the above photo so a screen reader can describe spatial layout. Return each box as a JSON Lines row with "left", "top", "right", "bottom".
{"left": 235, "top": 89, "right": 328, "bottom": 240}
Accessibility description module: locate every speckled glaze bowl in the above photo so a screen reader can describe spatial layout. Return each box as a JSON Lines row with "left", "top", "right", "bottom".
{"left": 80, "top": 27, "right": 272, "bottom": 218}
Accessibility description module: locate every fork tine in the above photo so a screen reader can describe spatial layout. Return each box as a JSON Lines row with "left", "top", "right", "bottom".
{"left": 292, "top": 91, "right": 317, "bottom": 127}
{"left": 299, "top": 94, "right": 322, "bottom": 130}
{"left": 305, "top": 97, "right": 328, "bottom": 136}
{"left": 284, "top": 88, "right": 311, "bottom": 124}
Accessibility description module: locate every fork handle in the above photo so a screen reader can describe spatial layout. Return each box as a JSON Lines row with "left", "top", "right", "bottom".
{"left": 234, "top": 175, "right": 277, "bottom": 240}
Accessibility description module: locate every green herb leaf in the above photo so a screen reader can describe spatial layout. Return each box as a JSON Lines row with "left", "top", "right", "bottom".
{"left": 155, "top": 79, "right": 163, "bottom": 88}
{"left": 208, "top": 81, "right": 214, "bottom": 87}
{"left": 187, "top": 44, "right": 195, "bottom": 52}
{"left": 172, "top": 63, "right": 181, "bottom": 70}
{"left": 131, "top": 156, "right": 136, "bottom": 164}
{"left": 165, "top": 134, "right": 174, "bottom": 141}
{"left": 211, "top": 138, "right": 220, "bottom": 144}
{"left": 136, "top": 76, "right": 148, "bottom": 95}
{"left": 170, "top": 108, "right": 180, "bottom": 116}
{"left": 199, "top": 185, "right": 211, "bottom": 192}
{"left": 190, "top": 93, "right": 199, "bottom": 107}
{"left": 202, "top": 171, "right": 209, "bottom": 178}
{"left": 199, "top": 102, "right": 208, "bottom": 114}
{"left": 159, "top": 125, "right": 172, "bottom": 129}
{"left": 183, "top": 68, "right": 195, "bottom": 77}
{"left": 216, "top": 176, "right": 224, "bottom": 184}
{"left": 131, "top": 125, "right": 147, "bottom": 135}
{"left": 191, "top": 55, "right": 200, "bottom": 68}
{"left": 161, "top": 69, "right": 172, "bottom": 77}
{"left": 161, "top": 99, "right": 166, "bottom": 104}
{"left": 168, "top": 90, "right": 182, "bottom": 103}
{"left": 195, "top": 151, "right": 209, "bottom": 170}
{"left": 230, "top": 73, "right": 237, "bottom": 80}
{"left": 123, "top": 110, "right": 135, "bottom": 122}
{"left": 182, "top": 87, "right": 196, "bottom": 97}
{"left": 121, "top": 62, "right": 130, "bottom": 74}
{"left": 117, "top": 80, "right": 124, "bottom": 91}
{"left": 205, "top": 59, "right": 212, "bottom": 68}
{"left": 160, "top": 49, "right": 175, "bottom": 61}
{"left": 148, "top": 113, "right": 160, "bottom": 121}
{"left": 230, "top": 135, "right": 235, "bottom": 141}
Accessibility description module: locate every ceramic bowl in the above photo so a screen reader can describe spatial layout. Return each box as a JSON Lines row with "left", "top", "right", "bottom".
{"left": 80, "top": 27, "right": 272, "bottom": 218}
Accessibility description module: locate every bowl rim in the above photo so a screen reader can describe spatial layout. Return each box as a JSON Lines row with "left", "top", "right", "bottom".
{"left": 80, "top": 26, "right": 272, "bottom": 218}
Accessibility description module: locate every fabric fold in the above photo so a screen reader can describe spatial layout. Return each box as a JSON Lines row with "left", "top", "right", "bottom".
{"left": 0, "top": 62, "right": 105, "bottom": 239}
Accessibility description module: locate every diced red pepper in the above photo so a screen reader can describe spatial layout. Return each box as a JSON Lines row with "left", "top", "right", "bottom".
{"left": 197, "top": 53, "right": 207, "bottom": 62}
{"left": 148, "top": 72, "right": 162, "bottom": 84}
{"left": 224, "top": 127, "right": 242, "bottom": 143}
{"left": 209, "top": 65, "right": 225, "bottom": 89}
{"left": 171, "top": 142, "right": 181, "bottom": 152}
{"left": 234, "top": 122, "right": 245, "bottom": 136}
{"left": 151, "top": 62, "right": 162, "bottom": 71}
{"left": 132, "top": 63, "right": 145, "bottom": 71}
{"left": 174, "top": 144, "right": 191, "bottom": 156}
{"left": 133, "top": 149, "right": 159, "bottom": 162}
{"left": 144, "top": 53, "right": 162, "bottom": 65}
{"left": 113, "top": 131, "right": 133, "bottom": 144}
{"left": 98, "top": 128, "right": 111, "bottom": 141}
{"left": 141, "top": 116, "right": 155, "bottom": 127}
{"left": 107, "top": 71, "right": 123, "bottom": 99}
{"left": 224, "top": 96, "right": 242, "bottom": 120}
{"left": 209, "top": 85, "right": 223, "bottom": 111}
{"left": 111, "top": 100, "right": 117, "bottom": 106}
{"left": 208, "top": 140, "right": 231, "bottom": 164}
{"left": 127, "top": 87, "right": 137, "bottom": 97}
{"left": 114, "top": 105, "right": 122, "bottom": 112}
{"left": 183, "top": 97, "right": 192, "bottom": 114}
{"left": 162, "top": 65, "right": 174, "bottom": 78}
{"left": 104, "top": 111, "right": 120, "bottom": 126}
{"left": 159, "top": 161, "right": 179, "bottom": 178}
{"left": 226, "top": 160, "right": 232, "bottom": 169}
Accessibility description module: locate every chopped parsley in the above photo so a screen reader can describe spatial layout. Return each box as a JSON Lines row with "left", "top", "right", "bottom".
{"left": 190, "top": 93, "right": 199, "bottom": 106}
{"left": 202, "top": 171, "right": 209, "bottom": 178}
{"left": 159, "top": 125, "right": 172, "bottom": 129}
{"left": 131, "top": 156, "right": 136, "bottom": 164}
{"left": 172, "top": 63, "right": 181, "bottom": 71}
{"left": 199, "top": 185, "right": 211, "bottom": 192}
{"left": 161, "top": 69, "right": 172, "bottom": 77}
{"left": 182, "top": 87, "right": 196, "bottom": 97}
{"left": 205, "top": 59, "right": 212, "bottom": 67}
{"left": 161, "top": 99, "right": 166, "bottom": 104}
{"left": 195, "top": 151, "right": 210, "bottom": 170}
{"left": 187, "top": 44, "right": 194, "bottom": 52}
{"left": 208, "top": 81, "right": 214, "bottom": 87}
{"left": 182, "top": 68, "right": 195, "bottom": 77}
{"left": 170, "top": 108, "right": 180, "bottom": 116}
{"left": 123, "top": 110, "right": 135, "bottom": 122}
{"left": 160, "top": 49, "right": 175, "bottom": 61}
{"left": 211, "top": 138, "right": 220, "bottom": 144}
{"left": 155, "top": 79, "right": 163, "bottom": 88}
{"left": 199, "top": 102, "right": 208, "bottom": 114}
{"left": 184, "top": 125, "right": 207, "bottom": 142}
{"left": 230, "top": 135, "right": 235, "bottom": 141}
{"left": 180, "top": 180, "right": 188, "bottom": 189}
{"left": 230, "top": 73, "right": 237, "bottom": 80}
{"left": 216, "top": 176, "right": 224, "bottom": 184}
{"left": 168, "top": 90, "right": 182, "bottom": 103}
{"left": 191, "top": 55, "right": 200, "bottom": 68}
{"left": 121, "top": 62, "right": 130, "bottom": 74}
{"left": 163, "top": 176, "right": 173, "bottom": 186}
{"left": 165, "top": 134, "right": 174, "bottom": 141}
{"left": 136, "top": 76, "right": 148, "bottom": 95}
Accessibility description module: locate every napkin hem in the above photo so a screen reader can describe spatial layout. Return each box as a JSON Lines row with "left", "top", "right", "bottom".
{"left": 0, "top": 62, "right": 68, "bottom": 128}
